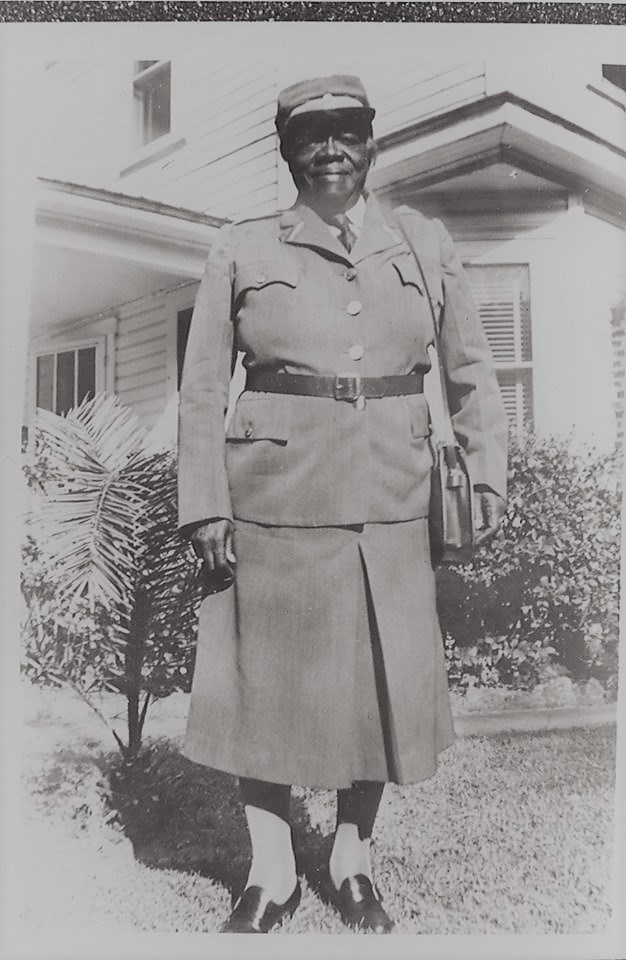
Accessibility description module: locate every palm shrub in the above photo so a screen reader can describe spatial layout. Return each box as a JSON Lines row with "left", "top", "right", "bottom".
{"left": 438, "top": 433, "right": 622, "bottom": 695}
{"left": 22, "top": 393, "right": 200, "bottom": 756}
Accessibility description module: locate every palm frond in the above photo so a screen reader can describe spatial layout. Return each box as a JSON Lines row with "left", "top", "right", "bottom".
{"left": 31, "top": 394, "right": 152, "bottom": 611}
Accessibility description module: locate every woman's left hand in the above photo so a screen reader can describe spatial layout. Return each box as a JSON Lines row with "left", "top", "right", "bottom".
{"left": 473, "top": 490, "right": 506, "bottom": 546}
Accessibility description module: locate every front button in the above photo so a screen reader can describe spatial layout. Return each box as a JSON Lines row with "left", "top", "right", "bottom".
{"left": 346, "top": 300, "right": 362, "bottom": 316}
{"left": 348, "top": 344, "right": 365, "bottom": 361}
{"left": 255, "top": 274, "right": 266, "bottom": 285}
{"left": 345, "top": 267, "right": 357, "bottom": 281}
{"left": 244, "top": 426, "right": 254, "bottom": 438}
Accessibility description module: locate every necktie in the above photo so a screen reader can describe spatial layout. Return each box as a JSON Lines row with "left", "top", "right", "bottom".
{"left": 329, "top": 213, "right": 357, "bottom": 253}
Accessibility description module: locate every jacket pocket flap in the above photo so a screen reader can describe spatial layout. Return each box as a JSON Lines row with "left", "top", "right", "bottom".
{"left": 226, "top": 395, "right": 290, "bottom": 443}
{"left": 235, "top": 259, "right": 302, "bottom": 297}
{"left": 392, "top": 255, "right": 443, "bottom": 308}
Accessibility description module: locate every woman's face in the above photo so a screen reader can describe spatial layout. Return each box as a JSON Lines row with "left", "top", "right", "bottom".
{"left": 281, "top": 109, "right": 376, "bottom": 217}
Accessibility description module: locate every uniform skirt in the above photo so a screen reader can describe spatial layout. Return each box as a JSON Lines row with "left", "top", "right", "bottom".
{"left": 183, "top": 517, "right": 456, "bottom": 789}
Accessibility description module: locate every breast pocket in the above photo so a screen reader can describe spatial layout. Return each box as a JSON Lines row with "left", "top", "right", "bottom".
{"left": 233, "top": 259, "right": 303, "bottom": 309}
{"left": 225, "top": 394, "right": 293, "bottom": 518}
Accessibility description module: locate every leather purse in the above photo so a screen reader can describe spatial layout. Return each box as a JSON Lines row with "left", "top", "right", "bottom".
{"left": 394, "top": 213, "right": 475, "bottom": 565}
{"left": 428, "top": 439, "right": 475, "bottom": 566}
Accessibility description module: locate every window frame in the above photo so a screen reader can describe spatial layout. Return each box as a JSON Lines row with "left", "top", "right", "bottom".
{"left": 35, "top": 343, "right": 99, "bottom": 417}
{"left": 26, "top": 318, "right": 116, "bottom": 439}
{"left": 120, "top": 60, "right": 185, "bottom": 178}
{"left": 133, "top": 60, "right": 172, "bottom": 148}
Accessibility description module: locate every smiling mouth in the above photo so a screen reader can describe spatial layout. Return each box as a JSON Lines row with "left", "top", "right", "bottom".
{"left": 315, "top": 169, "right": 348, "bottom": 178}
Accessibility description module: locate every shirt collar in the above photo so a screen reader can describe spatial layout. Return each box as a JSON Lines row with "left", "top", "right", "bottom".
{"left": 343, "top": 194, "right": 366, "bottom": 231}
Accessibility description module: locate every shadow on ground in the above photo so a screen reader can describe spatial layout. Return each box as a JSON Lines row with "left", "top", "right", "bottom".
{"left": 25, "top": 723, "right": 617, "bottom": 935}
{"left": 100, "top": 738, "right": 333, "bottom": 900}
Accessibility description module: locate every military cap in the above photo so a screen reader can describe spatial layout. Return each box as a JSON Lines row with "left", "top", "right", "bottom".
{"left": 275, "top": 74, "right": 375, "bottom": 136}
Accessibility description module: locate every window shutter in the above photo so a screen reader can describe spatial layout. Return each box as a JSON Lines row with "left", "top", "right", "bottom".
{"left": 465, "top": 264, "right": 533, "bottom": 438}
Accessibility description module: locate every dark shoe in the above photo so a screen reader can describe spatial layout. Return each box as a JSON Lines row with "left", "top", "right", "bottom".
{"left": 330, "top": 874, "right": 394, "bottom": 933}
{"left": 220, "top": 881, "right": 301, "bottom": 933}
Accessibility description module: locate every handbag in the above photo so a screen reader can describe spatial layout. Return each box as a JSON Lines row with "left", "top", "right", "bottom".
{"left": 394, "top": 213, "right": 475, "bottom": 565}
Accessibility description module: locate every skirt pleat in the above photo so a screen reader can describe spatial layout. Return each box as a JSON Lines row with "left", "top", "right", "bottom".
{"left": 183, "top": 518, "right": 456, "bottom": 788}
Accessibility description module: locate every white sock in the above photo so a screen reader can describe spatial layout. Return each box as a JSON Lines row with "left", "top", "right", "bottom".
{"left": 329, "top": 822, "right": 373, "bottom": 889}
{"left": 243, "top": 804, "right": 297, "bottom": 904}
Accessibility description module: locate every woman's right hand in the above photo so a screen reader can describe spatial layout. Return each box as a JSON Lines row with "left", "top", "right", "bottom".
{"left": 191, "top": 518, "right": 237, "bottom": 580}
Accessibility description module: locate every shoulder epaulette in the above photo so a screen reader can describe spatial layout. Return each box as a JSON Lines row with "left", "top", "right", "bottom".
{"left": 231, "top": 211, "right": 282, "bottom": 227}
{"left": 392, "top": 203, "right": 431, "bottom": 225}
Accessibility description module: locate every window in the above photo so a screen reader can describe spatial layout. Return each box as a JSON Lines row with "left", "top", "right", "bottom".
{"left": 36, "top": 345, "right": 97, "bottom": 415}
{"left": 133, "top": 61, "right": 171, "bottom": 147}
{"left": 465, "top": 264, "right": 533, "bottom": 439}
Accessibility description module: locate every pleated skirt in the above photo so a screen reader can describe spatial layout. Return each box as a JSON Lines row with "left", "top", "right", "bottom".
{"left": 183, "top": 517, "right": 456, "bottom": 789}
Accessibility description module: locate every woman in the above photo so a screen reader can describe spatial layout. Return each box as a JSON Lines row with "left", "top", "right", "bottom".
{"left": 178, "top": 74, "right": 508, "bottom": 934}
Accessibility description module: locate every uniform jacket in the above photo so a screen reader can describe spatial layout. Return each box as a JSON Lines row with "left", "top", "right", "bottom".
{"left": 178, "top": 194, "right": 508, "bottom": 530}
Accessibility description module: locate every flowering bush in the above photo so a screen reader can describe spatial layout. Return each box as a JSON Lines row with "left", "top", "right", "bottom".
{"left": 438, "top": 434, "right": 621, "bottom": 696}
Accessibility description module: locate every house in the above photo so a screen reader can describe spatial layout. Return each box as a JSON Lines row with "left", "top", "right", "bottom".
{"left": 26, "top": 46, "right": 626, "bottom": 453}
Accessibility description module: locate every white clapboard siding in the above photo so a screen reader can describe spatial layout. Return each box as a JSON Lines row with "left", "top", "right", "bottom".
{"left": 230, "top": 191, "right": 284, "bottom": 221}
{"left": 115, "top": 298, "right": 170, "bottom": 426}
{"left": 140, "top": 125, "right": 276, "bottom": 208}
{"left": 125, "top": 396, "right": 169, "bottom": 426}
{"left": 126, "top": 88, "right": 276, "bottom": 199}
{"left": 378, "top": 78, "right": 486, "bottom": 137}
{"left": 186, "top": 94, "right": 276, "bottom": 148}
{"left": 117, "top": 364, "right": 168, "bottom": 393}
{"left": 183, "top": 105, "right": 276, "bottom": 171}
{"left": 42, "top": 58, "right": 488, "bottom": 221}
{"left": 117, "top": 60, "right": 279, "bottom": 218}
{"left": 181, "top": 151, "right": 277, "bottom": 211}
{"left": 115, "top": 337, "right": 165, "bottom": 366}
{"left": 371, "top": 62, "right": 482, "bottom": 102}
{"left": 373, "top": 63, "right": 486, "bottom": 134}
{"left": 186, "top": 76, "right": 277, "bottom": 139}
{"left": 116, "top": 321, "right": 166, "bottom": 351}
{"left": 219, "top": 183, "right": 281, "bottom": 221}
{"left": 182, "top": 59, "right": 271, "bottom": 112}
{"left": 43, "top": 61, "right": 99, "bottom": 92}
{"left": 115, "top": 388, "right": 167, "bottom": 428}
{"left": 164, "top": 140, "right": 277, "bottom": 211}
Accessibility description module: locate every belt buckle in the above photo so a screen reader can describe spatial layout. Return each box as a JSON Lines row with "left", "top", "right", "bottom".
{"left": 334, "top": 373, "right": 363, "bottom": 403}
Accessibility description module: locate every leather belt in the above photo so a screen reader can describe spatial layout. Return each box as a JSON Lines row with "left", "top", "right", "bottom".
{"left": 246, "top": 371, "right": 424, "bottom": 402}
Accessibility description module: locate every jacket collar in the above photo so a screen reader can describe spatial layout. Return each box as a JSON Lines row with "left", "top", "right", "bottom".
{"left": 278, "top": 193, "right": 403, "bottom": 265}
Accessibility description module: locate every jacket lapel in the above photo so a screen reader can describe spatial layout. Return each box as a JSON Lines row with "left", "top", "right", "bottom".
{"left": 278, "top": 194, "right": 405, "bottom": 265}
{"left": 279, "top": 203, "right": 352, "bottom": 263}
{"left": 350, "top": 194, "right": 405, "bottom": 264}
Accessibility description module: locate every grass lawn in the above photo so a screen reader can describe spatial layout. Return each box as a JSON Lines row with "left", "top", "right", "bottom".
{"left": 17, "top": 685, "right": 617, "bottom": 940}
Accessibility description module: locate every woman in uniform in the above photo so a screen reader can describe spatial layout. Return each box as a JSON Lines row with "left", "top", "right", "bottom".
{"left": 178, "top": 74, "right": 508, "bottom": 934}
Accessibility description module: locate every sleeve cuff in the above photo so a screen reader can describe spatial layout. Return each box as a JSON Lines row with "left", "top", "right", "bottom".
{"left": 178, "top": 517, "right": 232, "bottom": 539}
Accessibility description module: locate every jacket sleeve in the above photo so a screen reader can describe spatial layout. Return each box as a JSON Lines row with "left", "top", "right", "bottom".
{"left": 177, "top": 223, "right": 235, "bottom": 530}
{"left": 434, "top": 218, "right": 509, "bottom": 502}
